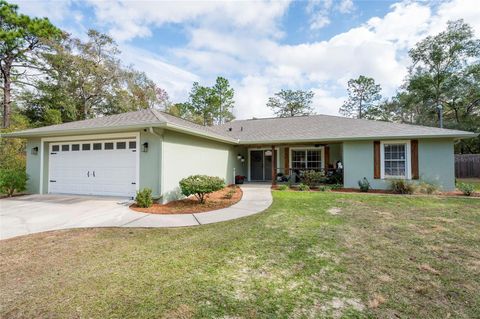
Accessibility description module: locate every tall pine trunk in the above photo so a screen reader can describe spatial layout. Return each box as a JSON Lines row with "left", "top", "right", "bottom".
{"left": 2, "top": 62, "right": 11, "bottom": 128}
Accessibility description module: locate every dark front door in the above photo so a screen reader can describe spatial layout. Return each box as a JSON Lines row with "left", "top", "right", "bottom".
{"left": 250, "top": 150, "right": 277, "bottom": 181}
{"left": 250, "top": 150, "right": 264, "bottom": 181}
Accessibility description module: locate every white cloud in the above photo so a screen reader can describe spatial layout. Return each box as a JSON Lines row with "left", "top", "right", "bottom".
{"left": 120, "top": 45, "right": 199, "bottom": 102}
{"left": 86, "top": 0, "right": 291, "bottom": 42}
{"left": 8, "top": 0, "right": 480, "bottom": 120}
{"left": 338, "top": 0, "right": 354, "bottom": 14}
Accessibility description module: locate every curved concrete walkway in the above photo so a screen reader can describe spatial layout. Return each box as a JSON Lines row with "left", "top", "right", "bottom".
{"left": 0, "top": 184, "right": 272, "bottom": 240}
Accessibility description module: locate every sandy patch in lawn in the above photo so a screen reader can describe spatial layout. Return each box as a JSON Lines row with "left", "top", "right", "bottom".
{"left": 131, "top": 186, "right": 242, "bottom": 214}
{"left": 328, "top": 207, "right": 342, "bottom": 215}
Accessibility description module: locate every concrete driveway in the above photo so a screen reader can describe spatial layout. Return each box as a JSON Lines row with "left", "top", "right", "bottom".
{"left": 0, "top": 184, "right": 272, "bottom": 240}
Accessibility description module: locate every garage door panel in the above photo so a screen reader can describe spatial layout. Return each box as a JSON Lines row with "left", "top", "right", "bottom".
{"left": 48, "top": 139, "right": 137, "bottom": 197}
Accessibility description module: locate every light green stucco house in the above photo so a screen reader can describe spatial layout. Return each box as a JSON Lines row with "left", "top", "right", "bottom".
{"left": 4, "top": 109, "right": 476, "bottom": 201}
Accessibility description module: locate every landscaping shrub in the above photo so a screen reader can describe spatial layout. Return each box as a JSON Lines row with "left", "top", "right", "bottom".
{"left": 318, "top": 185, "right": 331, "bottom": 192}
{"left": 0, "top": 168, "right": 28, "bottom": 197}
{"left": 330, "top": 183, "right": 342, "bottom": 190}
{"left": 358, "top": 177, "right": 371, "bottom": 192}
{"left": 135, "top": 188, "right": 153, "bottom": 208}
{"left": 179, "top": 175, "right": 225, "bottom": 203}
{"left": 301, "top": 170, "right": 323, "bottom": 187}
{"left": 390, "top": 179, "right": 416, "bottom": 194}
{"left": 418, "top": 181, "right": 439, "bottom": 195}
{"left": 458, "top": 183, "right": 475, "bottom": 196}
{"left": 298, "top": 183, "right": 310, "bottom": 191}
{"left": 326, "top": 171, "right": 343, "bottom": 184}
{"left": 223, "top": 187, "right": 236, "bottom": 199}
{"left": 277, "top": 184, "right": 289, "bottom": 191}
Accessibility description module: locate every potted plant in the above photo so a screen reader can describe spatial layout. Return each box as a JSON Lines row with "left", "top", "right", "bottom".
{"left": 235, "top": 175, "right": 246, "bottom": 184}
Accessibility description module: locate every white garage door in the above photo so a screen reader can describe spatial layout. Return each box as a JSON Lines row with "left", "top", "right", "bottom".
{"left": 48, "top": 139, "right": 138, "bottom": 197}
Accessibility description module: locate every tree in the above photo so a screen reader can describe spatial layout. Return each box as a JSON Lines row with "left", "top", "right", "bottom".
{"left": 267, "top": 89, "right": 315, "bottom": 117}
{"left": 382, "top": 20, "right": 480, "bottom": 153}
{"left": 340, "top": 76, "right": 382, "bottom": 119}
{"left": 212, "top": 77, "right": 235, "bottom": 124}
{"left": 189, "top": 82, "right": 218, "bottom": 126}
{"left": 20, "top": 30, "right": 169, "bottom": 125}
{"left": 408, "top": 19, "right": 480, "bottom": 127}
{"left": 0, "top": 0, "right": 62, "bottom": 128}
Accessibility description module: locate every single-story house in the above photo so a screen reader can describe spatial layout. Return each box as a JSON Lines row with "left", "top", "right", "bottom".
{"left": 3, "top": 109, "right": 477, "bottom": 201}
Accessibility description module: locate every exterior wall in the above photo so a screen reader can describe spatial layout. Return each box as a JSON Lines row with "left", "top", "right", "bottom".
{"left": 233, "top": 145, "right": 248, "bottom": 178}
{"left": 25, "top": 138, "right": 41, "bottom": 194}
{"left": 418, "top": 139, "right": 455, "bottom": 190}
{"left": 343, "top": 139, "right": 456, "bottom": 191}
{"left": 329, "top": 143, "right": 342, "bottom": 166}
{"left": 161, "top": 130, "right": 236, "bottom": 202}
{"left": 139, "top": 130, "right": 161, "bottom": 197}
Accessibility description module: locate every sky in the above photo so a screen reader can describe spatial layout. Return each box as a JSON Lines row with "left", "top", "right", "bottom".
{"left": 11, "top": 0, "right": 480, "bottom": 120}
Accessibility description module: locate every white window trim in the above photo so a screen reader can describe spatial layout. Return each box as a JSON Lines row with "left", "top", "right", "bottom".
{"left": 380, "top": 140, "right": 411, "bottom": 180}
{"left": 289, "top": 146, "right": 325, "bottom": 171}
{"left": 247, "top": 147, "right": 280, "bottom": 181}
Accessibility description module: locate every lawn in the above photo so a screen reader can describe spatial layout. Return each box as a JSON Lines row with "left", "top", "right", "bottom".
{"left": 1, "top": 192, "right": 479, "bottom": 318}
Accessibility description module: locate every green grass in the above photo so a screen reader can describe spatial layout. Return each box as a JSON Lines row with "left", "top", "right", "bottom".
{"left": 1, "top": 192, "right": 479, "bottom": 318}
{"left": 457, "top": 178, "right": 480, "bottom": 191}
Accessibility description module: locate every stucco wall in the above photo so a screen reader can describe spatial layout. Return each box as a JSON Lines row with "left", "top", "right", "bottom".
{"left": 161, "top": 130, "right": 236, "bottom": 202}
{"left": 139, "top": 130, "right": 161, "bottom": 197}
{"left": 25, "top": 138, "right": 41, "bottom": 194}
{"left": 343, "top": 139, "right": 455, "bottom": 191}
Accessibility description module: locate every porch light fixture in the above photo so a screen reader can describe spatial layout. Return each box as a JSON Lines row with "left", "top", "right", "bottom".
{"left": 241, "top": 157, "right": 245, "bottom": 163}
{"left": 142, "top": 142, "right": 149, "bottom": 152}
{"left": 237, "top": 154, "right": 242, "bottom": 160}
{"left": 31, "top": 146, "right": 39, "bottom": 155}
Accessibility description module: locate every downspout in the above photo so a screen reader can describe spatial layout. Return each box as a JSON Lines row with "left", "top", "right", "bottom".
{"left": 149, "top": 127, "right": 164, "bottom": 200}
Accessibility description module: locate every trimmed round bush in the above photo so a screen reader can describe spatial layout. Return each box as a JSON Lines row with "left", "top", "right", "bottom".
{"left": 179, "top": 175, "right": 225, "bottom": 203}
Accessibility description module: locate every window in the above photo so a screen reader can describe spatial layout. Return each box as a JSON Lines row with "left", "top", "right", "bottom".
{"left": 291, "top": 149, "right": 322, "bottom": 170}
{"left": 129, "top": 141, "right": 136, "bottom": 149}
{"left": 72, "top": 144, "right": 80, "bottom": 151}
{"left": 382, "top": 142, "right": 410, "bottom": 179}
{"left": 93, "top": 143, "right": 102, "bottom": 150}
{"left": 82, "top": 143, "right": 91, "bottom": 151}
{"left": 104, "top": 142, "right": 114, "bottom": 150}
{"left": 61, "top": 145, "right": 69, "bottom": 151}
{"left": 116, "top": 142, "right": 126, "bottom": 149}
{"left": 52, "top": 145, "right": 59, "bottom": 152}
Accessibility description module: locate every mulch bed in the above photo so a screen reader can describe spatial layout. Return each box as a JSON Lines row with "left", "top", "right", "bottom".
{"left": 131, "top": 186, "right": 243, "bottom": 214}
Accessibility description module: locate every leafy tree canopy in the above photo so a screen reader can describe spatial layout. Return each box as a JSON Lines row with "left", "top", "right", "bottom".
{"left": 340, "top": 75, "right": 382, "bottom": 119}
{"left": 267, "top": 89, "right": 315, "bottom": 117}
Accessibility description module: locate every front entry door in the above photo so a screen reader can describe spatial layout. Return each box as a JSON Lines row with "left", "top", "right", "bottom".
{"left": 249, "top": 150, "right": 277, "bottom": 181}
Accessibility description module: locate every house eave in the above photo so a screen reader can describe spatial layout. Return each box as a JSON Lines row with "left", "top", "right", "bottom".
{"left": 237, "top": 133, "right": 478, "bottom": 145}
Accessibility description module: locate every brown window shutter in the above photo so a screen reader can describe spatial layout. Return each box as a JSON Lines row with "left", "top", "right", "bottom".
{"left": 324, "top": 146, "right": 330, "bottom": 169}
{"left": 284, "top": 147, "right": 289, "bottom": 174}
{"left": 374, "top": 141, "right": 381, "bottom": 179}
{"left": 411, "top": 140, "right": 419, "bottom": 179}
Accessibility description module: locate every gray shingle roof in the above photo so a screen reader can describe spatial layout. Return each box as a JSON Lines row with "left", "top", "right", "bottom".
{"left": 210, "top": 114, "right": 476, "bottom": 143}
{"left": 5, "top": 109, "right": 236, "bottom": 142}
{"left": 4, "top": 110, "right": 476, "bottom": 142}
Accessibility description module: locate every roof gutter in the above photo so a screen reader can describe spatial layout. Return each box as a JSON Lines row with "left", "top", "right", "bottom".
{"left": 238, "top": 132, "right": 478, "bottom": 145}
{"left": 1, "top": 122, "right": 239, "bottom": 144}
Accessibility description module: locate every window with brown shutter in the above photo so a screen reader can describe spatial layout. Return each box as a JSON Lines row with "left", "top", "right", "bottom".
{"left": 411, "top": 140, "right": 419, "bottom": 179}
{"left": 374, "top": 141, "right": 381, "bottom": 179}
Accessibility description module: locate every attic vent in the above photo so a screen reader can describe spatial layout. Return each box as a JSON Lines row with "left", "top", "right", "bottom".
{"left": 228, "top": 127, "right": 232, "bottom": 131}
